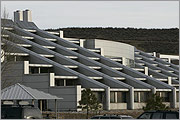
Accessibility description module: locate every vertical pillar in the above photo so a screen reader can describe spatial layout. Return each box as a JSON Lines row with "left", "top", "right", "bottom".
{"left": 115, "top": 92, "right": 118, "bottom": 103}
{"left": 122, "top": 57, "right": 126, "bottom": 66}
{"left": 171, "top": 88, "right": 176, "bottom": 108}
{"left": 152, "top": 88, "right": 156, "bottom": 94}
{"left": 138, "top": 92, "right": 141, "bottom": 102}
{"left": 153, "top": 52, "right": 156, "bottom": 57}
{"left": 32, "top": 99, "right": 35, "bottom": 105}
{"left": 80, "top": 39, "right": 85, "bottom": 47}
{"left": 100, "top": 48, "right": 104, "bottom": 56}
{"left": 50, "top": 73, "right": 55, "bottom": 86}
{"left": 105, "top": 87, "right": 110, "bottom": 110}
{"left": 40, "top": 100, "right": 43, "bottom": 113}
{"left": 55, "top": 99, "right": 57, "bottom": 119}
{"left": 59, "top": 31, "right": 63, "bottom": 38}
{"left": 76, "top": 85, "right": 81, "bottom": 111}
{"left": 24, "top": 61, "right": 29, "bottom": 74}
{"left": 38, "top": 67, "right": 41, "bottom": 74}
{"left": 168, "top": 58, "right": 171, "bottom": 63}
{"left": 63, "top": 79, "right": 66, "bottom": 86}
{"left": 128, "top": 87, "right": 134, "bottom": 110}
{"left": 168, "top": 77, "right": 172, "bottom": 85}
{"left": 144, "top": 67, "right": 148, "bottom": 75}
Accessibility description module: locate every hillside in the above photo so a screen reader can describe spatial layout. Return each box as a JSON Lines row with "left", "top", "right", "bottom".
{"left": 45, "top": 27, "right": 179, "bottom": 55}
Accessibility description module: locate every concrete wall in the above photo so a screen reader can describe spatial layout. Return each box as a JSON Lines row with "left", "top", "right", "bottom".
{"left": 48, "top": 85, "right": 81, "bottom": 111}
{"left": 134, "top": 103, "right": 146, "bottom": 109}
{"left": 1, "top": 61, "right": 24, "bottom": 89}
{"left": 110, "top": 103, "right": 127, "bottom": 109}
{"left": 94, "top": 39, "right": 134, "bottom": 60}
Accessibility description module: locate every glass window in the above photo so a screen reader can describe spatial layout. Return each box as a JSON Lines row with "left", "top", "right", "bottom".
{"left": 66, "top": 80, "right": 75, "bottom": 86}
{"left": 55, "top": 79, "right": 64, "bottom": 86}
{"left": 134, "top": 92, "right": 139, "bottom": 102}
{"left": 117, "top": 92, "right": 126, "bottom": 103}
{"left": 139, "top": 113, "right": 152, "bottom": 119}
{"left": 140, "top": 92, "right": 148, "bottom": 102}
{"left": 151, "top": 113, "right": 163, "bottom": 119}
{"left": 165, "top": 113, "right": 178, "bottom": 119}
{"left": 110, "top": 92, "right": 115, "bottom": 103}
{"left": 176, "top": 92, "right": 179, "bottom": 102}
{"left": 161, "top": 92, "right": 170, "bottom": 102}
{"left": 93, "top": 92, "right": 102, "bottom": 103}
{"left": 29, "top": 67, "right": 39, "bottom": 74}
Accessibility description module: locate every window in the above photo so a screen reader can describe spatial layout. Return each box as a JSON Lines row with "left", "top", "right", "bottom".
{"left": 134, "top": 92, "right": 138, "bottom": 102}
{"left": 55, "top": 79, "right": 64, "bottom": 86}
{"left": 29, "top": 67, "right": 39, "bottom": 74}
{"left": 117, "top": 92, "right": 126, "bottom": 103}
{"left": 140, "top": 92, "right": 148, "bottom": 102}
{"left": 166, "top": 113, "right": 178, "bottom": 119}
{"left": 93, "top": 92, "right": 102, "bottom": 103}
{"left": 176, "top": 92, "right": 179, "bottom": 102}
{"left": 139, "top": 113, "right": 152, "bottom": 119}
{"left": 151, "top": 113, "right": 163, "bottom": 119}
{"left": 161, "top": 92, "right": 170, "bottom": 102}
{"left": 110, "top": 92, "right": 115, "bottom": 103}
{"left": 66, "top": 80, "right": 75, "bottom": 86}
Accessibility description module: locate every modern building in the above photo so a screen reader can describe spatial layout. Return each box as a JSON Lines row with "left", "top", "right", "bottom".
{"left": 1, "top": 10, "right": 179, "bottom": 111}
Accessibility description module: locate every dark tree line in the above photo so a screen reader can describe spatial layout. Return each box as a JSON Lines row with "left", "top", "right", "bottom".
{"left": 45, "top": 27, "right": 179, "bottom": 55}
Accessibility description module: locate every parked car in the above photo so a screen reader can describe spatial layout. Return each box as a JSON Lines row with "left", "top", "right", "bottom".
{"left": 91, "top": 114, "right": 133, "bottom": 119}
{"left": 1, "top": 105, "right": 43, "bottom": 119}
{"left": 137, "top": 110, "right": 179, "bottom": 119}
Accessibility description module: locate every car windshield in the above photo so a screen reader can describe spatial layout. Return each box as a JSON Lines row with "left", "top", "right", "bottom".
{"left": 1, "top": 107, "right": 22, "bottom": 119}
{"left": 23, "top": 107, "right": 43, "bottom": 119}
{"left": 138, "top": 112, "right": 152, "bottom": 119}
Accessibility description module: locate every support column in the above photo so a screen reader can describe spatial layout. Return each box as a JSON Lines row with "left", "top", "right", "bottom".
{"left": 115, "top": 92, "right": 118, "bottom": 103}
{"left": 40, "top": 100, "right": 43, "bottom": 113}
{"left": 153, "top": 52, "right": 156, "bottom": 57}
{"left": 64, "top": 79, "right": 66, "bottom": 86}
{"left": 80, "top": 39, "right": 85, "bottom": 47}
{"left": 50, "top": 73, "right": 55, "bottom": 86}
{"left": 105, "top": 87, "right": 110, "bottom": 110}
{"left": 128, "top": 87, "right": 134, "bottom": 110}
{"left": 24, "top": 61, "right": 29, "bottom": 74}
{"left": 76, "top": 85, "right": 81, "bottom": 111}
{"left": 32, "top": 99, "right": 35, "bottom": 105}
{"left": 171, "top": 88, "right": 176, "bottom": 108}
{"left": 168, "top": 58, "right": 171, "bottom": 63}
{"left": 55, "top": 99, "right": 57, "bottom": 119}
{"left": 59, "top": 31, "right": 63, "bottom": 38}
{"left": 152, "top": 88, "right": 156, "bottom": 94}
{"left": 122, "top": 57, "right": 126, "bottom": 66}
{"left": 168, "top": 77, "right": 172, "bottom": 85}
{"left": 144, "top": 67, "right": 148, "bottom": 75}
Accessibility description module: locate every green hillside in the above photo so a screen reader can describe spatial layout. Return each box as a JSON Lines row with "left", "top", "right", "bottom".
{"left": 45, "top": 27, "right": 179, "bottom": 55}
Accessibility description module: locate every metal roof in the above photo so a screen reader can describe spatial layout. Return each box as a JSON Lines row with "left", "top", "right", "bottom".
{"left": 1, "top": 83, "right": 63, "bottom": 100}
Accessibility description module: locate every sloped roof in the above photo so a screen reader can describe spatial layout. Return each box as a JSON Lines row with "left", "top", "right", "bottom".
{"left": 1, "top": 83, "right": 63, "bottom": 100}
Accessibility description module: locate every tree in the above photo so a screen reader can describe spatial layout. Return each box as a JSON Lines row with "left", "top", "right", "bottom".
{"left": 143, "top": 93, "right": 169, "bottom": 111}
{"left": 79, "top": 88, "right": 101, "bottom": 119}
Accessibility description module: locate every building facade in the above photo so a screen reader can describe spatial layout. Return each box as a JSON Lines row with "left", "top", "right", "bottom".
{"left": 1, "top": 10, "right": 179, "bottom": 111}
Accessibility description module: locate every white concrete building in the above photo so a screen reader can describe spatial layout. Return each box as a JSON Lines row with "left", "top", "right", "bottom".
{"left": 1, "top": 10, "right": 179, "bottom": 111}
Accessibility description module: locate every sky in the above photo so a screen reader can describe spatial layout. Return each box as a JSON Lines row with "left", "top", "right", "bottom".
{"left": 1, "top": 1, "right": 179, "bottom": 29}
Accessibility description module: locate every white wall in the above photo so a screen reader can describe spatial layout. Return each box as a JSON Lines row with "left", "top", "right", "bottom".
{"left": 94, "top": 39, "right": 134, "bottom": 60}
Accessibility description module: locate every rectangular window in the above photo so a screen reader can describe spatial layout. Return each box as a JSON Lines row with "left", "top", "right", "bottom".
{"left": 110, "top": 92, "right": 115, "bottom": 103}
{"left": 93, "top": 92, "right": 102, "bottom": 103}
{"left": 140, "top": 92, "right": 148, "bottom": 102}
{"left": 134, "top": 92, "right": 139, "bottom": 102}
{"left": 66, "top": 80, "right": 75, "bottom": 86}
{"left": 117, "top": 92, "right": 126, "bottom": 103}
{"left": 176, "top": 92, "right": 179, "bottom": 102}
{"left": 55, "top": 79, "right": 64, "bottom": 86}
{"left": 161, "top": 92, "right": 170, "bottom": 102}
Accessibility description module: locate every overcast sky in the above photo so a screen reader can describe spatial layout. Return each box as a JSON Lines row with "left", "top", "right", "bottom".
{"left": 1, "top": 1, "right": 179, "bottom": 29}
